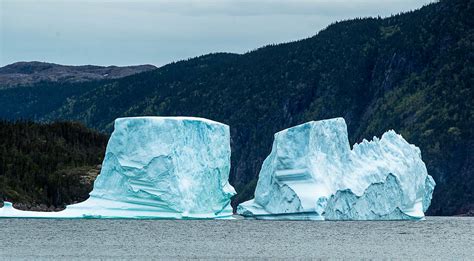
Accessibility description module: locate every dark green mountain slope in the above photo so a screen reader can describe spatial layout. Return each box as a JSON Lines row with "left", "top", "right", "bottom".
{"left": 0, "top": 0, "right": 472, "bottom": 215}
{"left": 0, "top": 121, "right": 108, "bottom": 209}
{"left": 0, "top": 80, "right": 110, "bottom": 121}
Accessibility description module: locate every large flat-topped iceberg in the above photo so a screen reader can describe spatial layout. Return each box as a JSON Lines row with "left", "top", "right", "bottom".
{"left": 237, "top": 118, "right": 435, "bottom": 220}
{"left": 0, "top": 117, "right": 236, "bottom": 219}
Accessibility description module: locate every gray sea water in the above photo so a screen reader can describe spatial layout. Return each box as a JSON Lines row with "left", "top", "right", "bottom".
{"left": 0, "top": 217, "right": 472, "bottom": 260}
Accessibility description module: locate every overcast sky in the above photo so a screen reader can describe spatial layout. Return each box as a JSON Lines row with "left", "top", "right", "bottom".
{"left": 0, "top": 0, "right": 434, "bottom": 67}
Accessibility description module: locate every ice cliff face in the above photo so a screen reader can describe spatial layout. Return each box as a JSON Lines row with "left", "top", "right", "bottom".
{"left": 0, "top": 117, "right": 235, "bottom": 219}
{"left": 237, "top": 118, "right": 435, "bottom": 220}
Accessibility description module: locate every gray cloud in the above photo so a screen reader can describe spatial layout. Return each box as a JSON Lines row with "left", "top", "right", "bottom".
{"left": 0, "top": 0, "right": 435, "bottom": 67}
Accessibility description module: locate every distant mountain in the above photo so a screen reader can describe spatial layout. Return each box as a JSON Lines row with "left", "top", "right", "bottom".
{"left": 0, "top": 61, "right": 156, "bottom": 88}
{"left": 0, "top": 0, "right": 472, "bottom": 215}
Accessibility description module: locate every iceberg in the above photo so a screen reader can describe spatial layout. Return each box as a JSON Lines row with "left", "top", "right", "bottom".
{"left": 237, "top": 118, "right": 435, "bottom": 220}
{"left": 0, "top": 116, "right": 236, "bottom": 219}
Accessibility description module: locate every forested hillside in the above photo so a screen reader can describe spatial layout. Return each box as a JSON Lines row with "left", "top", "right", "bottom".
{"left": 0, "top": 0, "right": 472, "bottom": 215}
{"left": 0, "top": 121, "right": 108, "bottom": 210}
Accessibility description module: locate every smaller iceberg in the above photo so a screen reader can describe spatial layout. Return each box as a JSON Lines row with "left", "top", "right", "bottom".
{"left": 0, "top": 117, "right": 235, "bottom": 219}
{"left": 237, "top": 118, "right": 435, "bottom": 220}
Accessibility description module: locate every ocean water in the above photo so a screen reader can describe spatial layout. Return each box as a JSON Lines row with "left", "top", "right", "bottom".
{"left": 0, "top": 217, "right": 472, "bottom": 260}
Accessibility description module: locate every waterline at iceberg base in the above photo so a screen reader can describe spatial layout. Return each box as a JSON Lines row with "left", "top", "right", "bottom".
{"left": 0, "top": 117, "right": 236, "bottom": 219}
{"left": 237, "top": 118, "right": 435, "bottom": 220}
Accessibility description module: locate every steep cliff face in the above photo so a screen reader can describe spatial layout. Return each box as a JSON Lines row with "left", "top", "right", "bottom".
{"left": 0, "top": 0, "right": 472, "bottom": 215}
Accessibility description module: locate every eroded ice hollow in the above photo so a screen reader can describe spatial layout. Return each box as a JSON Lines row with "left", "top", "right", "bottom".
{"left": 237, "top": 118, "right": 435, "bottom": 220}
{"left": 0, "top": 117, "right": 236, "bottom": 219}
